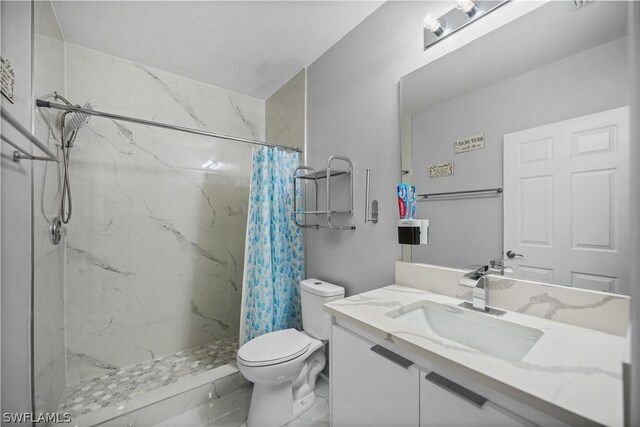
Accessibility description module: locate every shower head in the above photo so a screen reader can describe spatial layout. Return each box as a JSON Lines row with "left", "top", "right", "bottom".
{"left": 68, "top": 101, "right": 92, "bottom": 133}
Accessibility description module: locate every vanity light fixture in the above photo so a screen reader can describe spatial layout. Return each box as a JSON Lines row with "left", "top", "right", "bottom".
{"left": 423, "top": 0, "right": 510, "bottom": 50}
{"left": 456, "top": 0, "right": 479, "bottom": 17}
{"left": 423, "top": 13, "right": 445, "bottom": 36}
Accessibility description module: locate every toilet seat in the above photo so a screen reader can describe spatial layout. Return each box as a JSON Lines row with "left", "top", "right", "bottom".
{"left": 238, "top": 329, "right": 310, "bottom": 367}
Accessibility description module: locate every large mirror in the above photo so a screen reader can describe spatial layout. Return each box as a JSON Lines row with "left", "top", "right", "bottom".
{"left": 400, "top": 1, "right": 634, "bottom": 294}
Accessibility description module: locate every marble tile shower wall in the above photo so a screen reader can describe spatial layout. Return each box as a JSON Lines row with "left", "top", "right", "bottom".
{"left": 32, "top": 0, "right": 67, "bottom": 415}
{"left": 64, "top": 44, "right": 264, "bottom": 383}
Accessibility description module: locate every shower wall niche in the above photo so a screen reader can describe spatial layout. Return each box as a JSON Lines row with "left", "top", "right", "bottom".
{"left": 63, "top": 44, "right": 264, "bottom": 383}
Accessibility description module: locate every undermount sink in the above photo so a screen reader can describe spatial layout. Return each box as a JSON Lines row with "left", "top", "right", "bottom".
{"left": 386, "top": 300, "right": 543, "bottom": 362}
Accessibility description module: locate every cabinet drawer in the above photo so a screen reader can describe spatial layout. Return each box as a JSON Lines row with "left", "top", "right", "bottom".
{"left": 420, "top": 372, "right": 529, "bottom": 427}
{"left": 331, "top": 324, "right": 420, "bottom": 426}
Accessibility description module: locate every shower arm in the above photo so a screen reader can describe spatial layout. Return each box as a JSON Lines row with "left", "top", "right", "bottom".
{"left": 36, "top": 100, "right": 302, "bottom": 153}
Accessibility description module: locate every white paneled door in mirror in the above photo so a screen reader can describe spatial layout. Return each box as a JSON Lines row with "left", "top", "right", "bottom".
{"left": 504, "top": 107, "right": 630, "bottom": 294}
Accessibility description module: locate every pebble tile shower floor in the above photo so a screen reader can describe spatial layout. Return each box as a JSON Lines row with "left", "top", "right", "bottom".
{"left": 58, "top": 336, "right": 239, "bottom": 419}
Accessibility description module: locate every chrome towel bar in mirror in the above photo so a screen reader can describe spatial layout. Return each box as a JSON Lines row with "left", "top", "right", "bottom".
{"left": 418, "top": 187, "right": 503, "bottom": 200}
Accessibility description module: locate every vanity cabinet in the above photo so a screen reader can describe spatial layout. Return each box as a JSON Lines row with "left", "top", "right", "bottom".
{"left": 331, "top": 324, "right": 420, "bottom": 426}
{"left": 332, "top": 324, "right": 531, "bottom": 427}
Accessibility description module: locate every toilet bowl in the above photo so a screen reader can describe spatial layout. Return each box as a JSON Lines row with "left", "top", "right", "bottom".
{"left": 237, "top": 279, "right": 344, "bottom": 427}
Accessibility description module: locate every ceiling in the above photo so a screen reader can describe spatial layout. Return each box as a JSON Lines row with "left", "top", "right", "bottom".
{"left": 53, "top": 1, "right": 383, "bottom": 100}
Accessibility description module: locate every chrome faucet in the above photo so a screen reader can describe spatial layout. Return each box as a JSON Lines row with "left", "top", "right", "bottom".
{"left": 458, "top": 265, "right": 489, "bottom": 311}
{"left": 458, "top": 265, "right": 505, "bottom": 316}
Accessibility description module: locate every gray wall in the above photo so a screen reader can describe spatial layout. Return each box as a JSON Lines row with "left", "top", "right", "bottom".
{"left": 304, "top": 0, "right": 530, "bottom": 295}
{"left": 410, "top": 37, "right": 629, "bottom": 269}
{"left": 306, "top": 2, "right": 419, "bottom": 295}
{"left": 305, "top": 1, "right": 450, "bottom": 296}
{"left": 1, "top": 0, "right": 34, "bottom": 421}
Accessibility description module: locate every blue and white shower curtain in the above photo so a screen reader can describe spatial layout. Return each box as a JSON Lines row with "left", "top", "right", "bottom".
{"left": 240, "top": 147, "right": 304, "bottom": 344}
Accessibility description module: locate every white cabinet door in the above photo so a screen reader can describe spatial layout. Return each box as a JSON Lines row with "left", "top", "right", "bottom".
{"left": 331, "top": 324, "right": 420, "bottom": 427}
{"left": 503, "top": 107, "right": 630, "bottom": 293}
{"left": 420, "top": 371, "right": 528, "bottom": 427}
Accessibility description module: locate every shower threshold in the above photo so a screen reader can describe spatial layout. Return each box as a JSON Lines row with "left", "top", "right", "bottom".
{"left": 55, "top": 336, "right": 250, "bottom": 427}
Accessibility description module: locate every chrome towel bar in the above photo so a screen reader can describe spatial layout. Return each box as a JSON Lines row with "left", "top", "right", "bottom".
{"left": 418, "top": 187, "right": 503, "bottom": 200}
{"left": 1, "top": 106, "right": 59, "bottom": 163}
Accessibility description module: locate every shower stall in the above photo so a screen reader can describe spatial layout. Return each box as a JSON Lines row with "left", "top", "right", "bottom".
{"left": 30, "top": 2, "right": 303, "bottom": 424}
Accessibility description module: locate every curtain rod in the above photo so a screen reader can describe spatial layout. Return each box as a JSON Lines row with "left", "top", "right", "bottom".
{"left": 36, "top": 100, "right": 302, "bottom": 153}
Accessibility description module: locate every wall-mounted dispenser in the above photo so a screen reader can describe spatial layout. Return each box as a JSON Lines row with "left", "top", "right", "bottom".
{"left": 398, "top": 219, "right": 429, "bottom": 245}
{"left": 365, "top": 169, "right": 378, "bottom": 223}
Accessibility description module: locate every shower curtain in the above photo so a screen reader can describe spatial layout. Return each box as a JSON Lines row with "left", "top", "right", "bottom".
{"left": 240, "top": 147, "right": 304, "bottom": 344}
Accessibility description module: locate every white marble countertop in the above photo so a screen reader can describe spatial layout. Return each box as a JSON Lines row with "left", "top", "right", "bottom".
{"left": 324, "top": 285, "right": 628, "bottom": 427}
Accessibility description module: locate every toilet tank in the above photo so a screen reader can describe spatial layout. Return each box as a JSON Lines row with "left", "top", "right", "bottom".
{"left": 300, "top": 279, "right": 345, "bottom": 340}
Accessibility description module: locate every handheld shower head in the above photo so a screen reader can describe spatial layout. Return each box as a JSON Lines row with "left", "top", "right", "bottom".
{"left": 58, "top": 99, "right": 92, "bottom": 224}
{"left": 68, "top": 101, "right": 92, "bottom": 133}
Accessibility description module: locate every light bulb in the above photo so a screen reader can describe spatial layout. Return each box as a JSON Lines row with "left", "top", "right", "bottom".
{"left": 455, "top": 0, "right": 479, "bottom": 17}
{"left": 423, "top": 13, "right": 444, "bottom": 36}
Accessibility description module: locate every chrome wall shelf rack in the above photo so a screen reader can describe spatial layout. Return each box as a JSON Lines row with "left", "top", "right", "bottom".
{"left": 293, "top": 155, "right": 355, "bottom": 231}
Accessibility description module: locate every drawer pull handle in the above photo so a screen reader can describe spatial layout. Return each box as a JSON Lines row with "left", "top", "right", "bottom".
{"left": 370, "top": 345, "right": 414, "bottom": 369}
{"left": 425, "top": 372, "right": 487, "bottom": 408}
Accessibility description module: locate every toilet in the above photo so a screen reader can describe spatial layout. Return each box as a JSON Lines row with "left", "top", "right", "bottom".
{"left": 237, "top": 279, "right": 344, "bottom": 427}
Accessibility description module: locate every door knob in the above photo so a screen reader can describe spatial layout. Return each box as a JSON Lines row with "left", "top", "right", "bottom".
{"left": 506, "top": 250, "right": 523, "bottom": 259}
